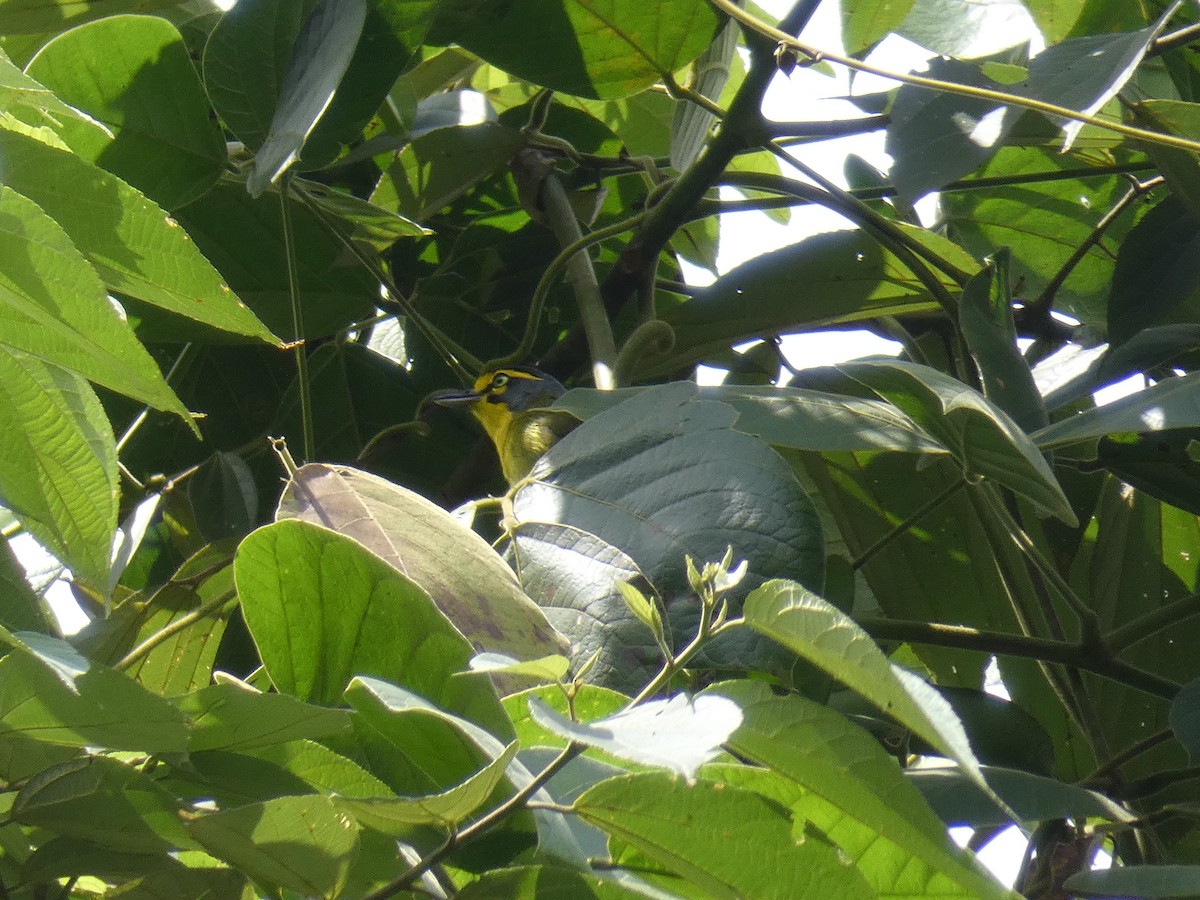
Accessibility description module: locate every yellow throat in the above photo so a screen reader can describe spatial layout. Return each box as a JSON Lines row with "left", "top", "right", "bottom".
{"left": 431, "top": 368, "right": 577, "bottom": 484}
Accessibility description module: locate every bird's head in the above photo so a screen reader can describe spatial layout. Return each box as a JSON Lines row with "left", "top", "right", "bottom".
{"left": 426, "top": 367, "right": 567, "bottom": 453}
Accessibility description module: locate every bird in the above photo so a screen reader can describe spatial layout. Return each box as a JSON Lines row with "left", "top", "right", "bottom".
{"left": 428, "top": 367, "right": 578, "bottom": 484}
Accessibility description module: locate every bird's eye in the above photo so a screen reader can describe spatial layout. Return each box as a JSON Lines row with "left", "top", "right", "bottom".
{"left": 490, "top": 372, "right": 510, "bottom": 390}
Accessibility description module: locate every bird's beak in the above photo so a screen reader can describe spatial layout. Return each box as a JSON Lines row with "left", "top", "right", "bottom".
{"left": 418, "top": 387, "right": 482, "bottom": 420}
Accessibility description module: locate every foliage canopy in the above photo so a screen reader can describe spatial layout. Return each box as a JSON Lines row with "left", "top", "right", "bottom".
{"left": 5, "top": 0, "right": 1200, "bottom": 896}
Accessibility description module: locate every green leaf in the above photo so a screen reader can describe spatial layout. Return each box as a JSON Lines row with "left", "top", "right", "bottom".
{"left": 510, "top": 383, "right": 825, "bottom": 690}
{"left": 334, "top": 740, "right": 518, "bottom": 834}
{"left": 644, "top": 230, "right": 952, "bottom": 378}
{"left": 234, "top": 519, "right": 512, "bottom": 736}
{"left": 553, "top": 384, "right": 947, "bottom": 454}
{"left": 0, "top": 129, "right": 279, "bottom": 344}
{"left": 839, "top": 359, "right": 1075, "bottom": 524}
{"left": 959, "top": 250, "right": 1048, "bottom": 432}
{"left": 370, "top": 122, "right": 524, "bottom": 222}
{"left": 1069, "top": 479, "right": 1200, "bottom": 781}
{"left": 171, "top": 177, "right": 378, "bottom": 340}
{"left": 277, "top": 463, "right": 568, "bottom": 668}
{"left": 705, "top": 680, "right": 1012, "bottom": 899}
{"left": 346, "top": 675, "right": 587, "bottom": 865}
{"left": 0, "top": 45, "right": 106, "bottom": 134}
{"left": 575, "top": 772, "right": 876, "bottom": 899}
{"left": 187, "top": 794, "right": 360, "bottom": 899}
{"left": 0, "top": 184, "right": 190, "bottom": 419}
{"left": 842, "top": 0, "right": 916, "bottom": 55}
{"left": 437, "top": 0, "right": 722, "bottom": 100}
{"left": 909, "top": 766, "right": 1134, "bottom": 827}
{"left": 203, "top": 0, "right": 315, "bottom": 151}
{"left": 0, "top": 537, "right": 51, "bottom": 633}
{"left": 12, "top": 755, "right": 192, "bottom": 853}
{"left": 1034, "top": 370, "right": 1200, "bottom": 449}
{"left": 1063, "top": 865, "right": 1200, "bottom": 897}
{"left": 469, "top": 652, "right": 571, "bottom": 684}
{"left": 0, "top": 348, "right": 117, "bottom": 587}
{"left": 178, "top": 680, "right": 352, "bottom": 752}
{"left": 0, "top": 635, "right": 189, "bottom": 753}
{"left": 25, "top": 15, "right": 226, "bottom": 209}
{"left": 887, "top": 56, "right": 1020, "bottom": 203}
{"left": 76, "top": 541, "right": 237, "bottom": 695}
{"left": 0, "top": 0, "right": 180, "bottom": 34}
{"left": 188, "top": 451, "right": 258, "bottom": 541}
{"left": 743, "top": 579, "right": 1001, "bottom": 810}
{"left": 1127, "top": 100, "right": 1200, "bottom": 222}
{"left": 1172, "top": 676, "right": 1200, "bottom": 764}
{"left": 247, "top": 0, "right": 367, "bottom": 196}
{"left": 942, "top": 148, "right": 1133, "bottom": 329}
{"left": 1107, "top": 196, "right": 1200, "bottom": 346}
{"left": 528, "top": 693, "right": 742, "bottom": 781}
{"left": 1019, "top": 18, "right": 1167, "bottom": 151}
{"left": 456, "top": 865, "right": 654, "bottom": 899}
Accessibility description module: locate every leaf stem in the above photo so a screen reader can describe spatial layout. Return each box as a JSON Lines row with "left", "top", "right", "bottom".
{"left": 858, "top": 618, "right": 1179, "bottom": 699}
{"left": 113, "top": 589, "right": 236, "bottom": 671}
{"left": 851, "top": 477, "right": 967, "bottom": 571}
{"left": 278, "top": 177, "right": 314, "bottom": 462}
{"left": 1106, "top": 592, "right": 1200, "bottom": 653}
{"left": 536, "top": 165, "right": 618, "bottom": 388}
{"left": 362, "top": 741, "right": 585, "bottom": 900}
{"left": 1028, "top": 176, "right": 1159, "bottom": 318}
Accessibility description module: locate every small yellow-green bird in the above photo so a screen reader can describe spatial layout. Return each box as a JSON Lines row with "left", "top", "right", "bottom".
{"left": 430, "top": 367, "right": 578, "bottom": 484}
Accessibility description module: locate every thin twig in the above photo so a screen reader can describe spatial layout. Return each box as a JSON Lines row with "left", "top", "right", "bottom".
{"left": 852, "top": 478, "right": 967, "bottom": 570}
{"left": 710, "top": 0, "right": 1200, "bottom": 154}
{"left": 114, "top": 589, "right": 237, "bottom": 671}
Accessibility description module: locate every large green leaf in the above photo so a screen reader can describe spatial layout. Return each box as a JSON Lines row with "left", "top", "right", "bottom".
{"left": 203, "top": 0, "right": 317, "bottom": 152}
{"left": 942, "top": 148, "right": 1133, "bottom": 328}
{"left": 910, "top": 765, "right": 1134, "bottom": 828}
{"left": 743, "top": 579, "right": 1002, "bottom": 810}
{"left": 574, "top": 772, "right": 876, "bottom": 899}
{"left": 278, "top": 464, "right": 567, "bottom": 664}
{"left": 0, "top": 348, "right": 117, "bottom": 587}
{"left": 841, "top": 0, "right": 917, "bottom": 55}
{"left": 334, "top": 741, "right": 518, "bottom": 835}
{"left": 1069, "top": 479, "right": 1200, "bottom": 781}
{"left": 12, "top": 755, "right": 192, "bottom": 854}
{"left": 0, "top": 129, "right": 278, "bottom": 344}
{"left": 434, "top": 0, "right": 722, "bottom": 100}
{"left": 642, "top": 230, "right": 951, "bottom": 378}
{"left": 187, "top": 794, "right": 359, "bottom": 898}
{"left": 1034, "top": 370, "right": 1200, "bottom": 450}
{"left": 528, "top": 693, "right": 742, "bottom": 781}
{"left": 25, "top": 15, "right": 226, "bottom": 209}
{"left": 345, "top": 675, "right": 586, "bottom": 865}
{"left": 0, "top": 636, "right": 188, "bottom": 753}
{"left": 959, "top": 250, "right": 1048, "bottom": 432}
{"left": 1064, "top": 865, "right": 1200, "bottom": 898}
{"left": 370, "top": 122, "right": 524, "bottom": 222}
{"left": 0, "top": 183, "right": 190, "bottom": 420}
{"left": 247, "top": 0, "right": 367, "bottom": 195}
{"left": 0, "top": 0, "right": 179, "bottom": 33}
{"left": 234, "top": 519, "right": 512, "bottom": 736}
{"left": 456, "top": 866, "right": 653, "bottom": 899}
{"left": 887, "top": 57, "right": 1021, "bottom": 203}
{"left": 553, "top": 383, "right": 947, "bottom": 454}
{"left": 509, "top": 382, "right": 825, "bottom": 690}
{"left": 1107, "top": 196, "right": 1200, "bottom": 345}
{"left": 838, "top": 359, "right": 1075, "bottom": 524}
{"left": 706, "top": 680, "right": 1013, "bottom": 899}
{"left": 178, "top": 681, "right": 352, "bottom": 752}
